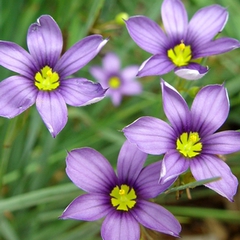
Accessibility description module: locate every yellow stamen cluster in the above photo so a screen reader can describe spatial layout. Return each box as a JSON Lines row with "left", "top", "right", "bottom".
{"left": 35, "top": 66, "right": 60, "bottom": 91}
{"left": 110, "top": 184, "right": 137, "bottom": 211}
{"left": 109, "top": 76, "right": 121, "bottom": 89}
{"left": 176, "top": 132, "right": 202, "bottom": 158}
{"left": 167, "top": 40, "right": 192, "bottom": 67}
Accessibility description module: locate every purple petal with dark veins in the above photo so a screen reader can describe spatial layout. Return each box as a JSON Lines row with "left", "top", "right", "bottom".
{"left": 123, "top": 116, "right": 176, "bottom": 155}
{"left": 137, "top": 55, "right": 175, "bottom": 77}
{"left": 0, "top": 41, "right": 37, "bottom": 79}
{"left": 27, "top": 15, "right": 63, "bottom": 68}
{"left": 55, "top": 35, "right": 108, "bottom": 78}
{"left": 194, "top": 37, "right": 240, "bottom": 58}
{"left": 0, "top": 76, "right": 37, "bottom": 118}
{"left": 65, "top": 148, "right": 117, "bottom": 193}
{"left": 117, "top": 140, "right": 147, "bottom": 186}
{"left": 60, "top": 193, "right": 110, "bottom": 221}
{"left": 59, "top": 78, "right": 106, "bottom": 106}
{"left": 132, "top": 199, "right": 181, "bottom": 237}
{"left": 202, "top": 131, "right": 240, "bottom": 155}
{"left": 125, "top": 16, "right": 168, "bottom": 54}
{"left": 101, "top": 211, "right": 140, "bottom": 240}
{"left": 36, "top": 90, "right": 68, "bottom": 137}
{"left": 191, "top": 84, "right": 229, "bottom": 136}
{"left": 159, "top": 150, "right": 189, "bottom": 184}
{"left": 136, "top": 161, "right": 176, "bottom": 199}
{"left": 161, "top": 79, "right": 191, "bottom": 134}
{"left": 191, "top": 154, "right": 238, "bottom": 201}
{"left": 161, "top": 0, "right": 188, "bottom": 43}
{"left": 187, "top": 5, "right": 228, "bottom": 47}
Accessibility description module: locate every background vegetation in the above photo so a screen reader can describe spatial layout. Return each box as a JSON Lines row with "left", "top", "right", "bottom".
{"left": 0, "top": 0, "right": 240, "bottom": 239}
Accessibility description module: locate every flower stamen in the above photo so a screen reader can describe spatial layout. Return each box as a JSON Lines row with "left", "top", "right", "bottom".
{"left": 110, "top": 184, "right": 137, "bottom": 211}
{"left": 167, "top": 40, "right": 192, "bottom": 67}
{"left": 35, "top": 66, "right": 60, "bottom": 91}
{"left": 109, "top": 76, "right": 121, "bottom": 89}
{"left": 176, "top": 132, "right": 202, "bottom": 158}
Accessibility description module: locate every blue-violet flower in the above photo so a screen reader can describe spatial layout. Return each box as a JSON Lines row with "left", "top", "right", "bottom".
{"left": 125, "top": 0, "right": 240, "bottom": 80}
{"left": 60, "top": 140, "right": 181, "bottom": 240}
{"left": 0, "top": 15, "right": 108, "bottom": 137}
{"left": 123, "top": 80, "right": 240, "bottom": 201}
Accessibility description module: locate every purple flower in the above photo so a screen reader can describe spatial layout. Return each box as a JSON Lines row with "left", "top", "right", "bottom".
{"left": 0, "top": 15, "right": 108, "bottom": 137}
{"left": 123, "top": 80, "right": 240, "bottom": 201}
{"left": 60, "top": 140, "right": 181, "bottom": 239}
{"left": 125, "top": 0, "right": 240, "bottom": 80}
{"left": 90, "top": 52, "right": 142, "bottom": 106}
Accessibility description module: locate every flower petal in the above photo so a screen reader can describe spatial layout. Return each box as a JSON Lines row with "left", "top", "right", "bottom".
{"left": 190, "top": 154, "right": 238, "bottom": 201}
{"left": 132, "top": 200, "right": 181, "bottom": 237}
{"left": 136, "top": 161, "right": 176, "bottom": 199}
{"left": 125, "top": 16, "right": 168, "bottom": 54}
{"left": 123, "top": 116, "right": 176, "bottom": 155}
{"left": 65, "top": 148, "right": 117, "bottom": 193}
{"left": 55, "top": 35, "right": 108, "bottom": 78}
{"left": 60, "top": 193, "right": 110, "bottom": 221}
{"left": 27, "top": 15, "right": 63, "bottom": 68}
{"left": 194, "top": 37, "right": 240, "bottom": 58}
{"left": 59, "top": 78, "right": 107, "bottom": 106}
{"left": 202, "top": 131, "right": 240, "bottom": 154}
{"left": 117, "top": 140, "right": 147, "bottom": 186}
{"left": 161, "top": 80, "right": 191, "bottom": 134}
{"left": 159, "top": 150, "right": 189, "bottom": 184}
{"left": 187, "top": 5, "right": 228, "bottom": 46}
{"left": 109, "top": 91, "right": 122, "bottom": 106}
{"left": 101, "top": 211, "right": 140, "bottom": 240}
{"left": 120, "top": 80, "right": 142, "bottom": 95}
{"left": 121, "top": 66, "right": 139, "bottom": 80}
{"left": 36, "top": 90, "right": 67, "bottom": 137}
{"left": 0, "top": 41, "right": 37, "bottom": 79}
{"left": 161, "top": 0, "right": 188, "bottom": 43}
{"left": 102, "top": 52, "right": 121, "bottom": 73}
{"left": 89, "top": 66, "right": 107, "bottom": 85}
{"left": 174, "top": 63, "right": 208, "bottom": 80}
{"left": 0, "top": 76, "right": 37, "bottom": 118}
{"left": 137, "top": 55, "right": 175, "bottom": 77}
{"left": 191, "top": 84, "right": 229, "bottom": 136}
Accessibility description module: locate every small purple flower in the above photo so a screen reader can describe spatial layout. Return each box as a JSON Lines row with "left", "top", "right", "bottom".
{"left": 125, "top": 0, "right": 240, "bottom": 80}
{"left": 123, "top": 80, "right": 240, "bottom": 201}
{"left": 90, "top": 52, "right": 142, "bottom": 106}
{"left": 60, "top": 140, "right": 181, "bottom": 240}
{"left": 0, "top": 15, "right": 108, "bottom": 137}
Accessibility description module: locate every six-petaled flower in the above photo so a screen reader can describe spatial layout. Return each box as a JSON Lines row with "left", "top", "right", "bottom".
{"left": 90, "top": 52, "right": 142, "bottom": 106}
{"left": 60, "top": 140, "right": 181, "bottom": 240}
{"left": 123, "top": 80, "right": 240, "bottom": 201}
{"left": 0, "top": 15, "right": 108, "bottom": 137}
{"left": 125, "top": 0, "right": 240, "bottom": 80}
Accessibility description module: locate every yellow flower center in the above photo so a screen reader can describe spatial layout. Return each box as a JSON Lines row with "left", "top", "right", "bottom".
{"left": 109, "top": 76, "right": 121, "bottom": 89}
{"left": 176, "top": 132, "right": 202, "bottom": 158}
{"left": 167, "top": 40, "right": 192, "bottom": 67}
{"left": 110, "top": 184, "right": 137, "bottom": 211}
{"left": 34, "top": 66, "right": 60, "bottom": 91}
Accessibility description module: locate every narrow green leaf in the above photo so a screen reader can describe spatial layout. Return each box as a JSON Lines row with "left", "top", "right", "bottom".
{"left": 165, "top": 177, "right": 221, "bottom": 194}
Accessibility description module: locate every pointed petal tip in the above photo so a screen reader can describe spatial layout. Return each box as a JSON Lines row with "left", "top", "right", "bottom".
{"left": 96, "top": 37, "right": 109, "bottom": 53}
